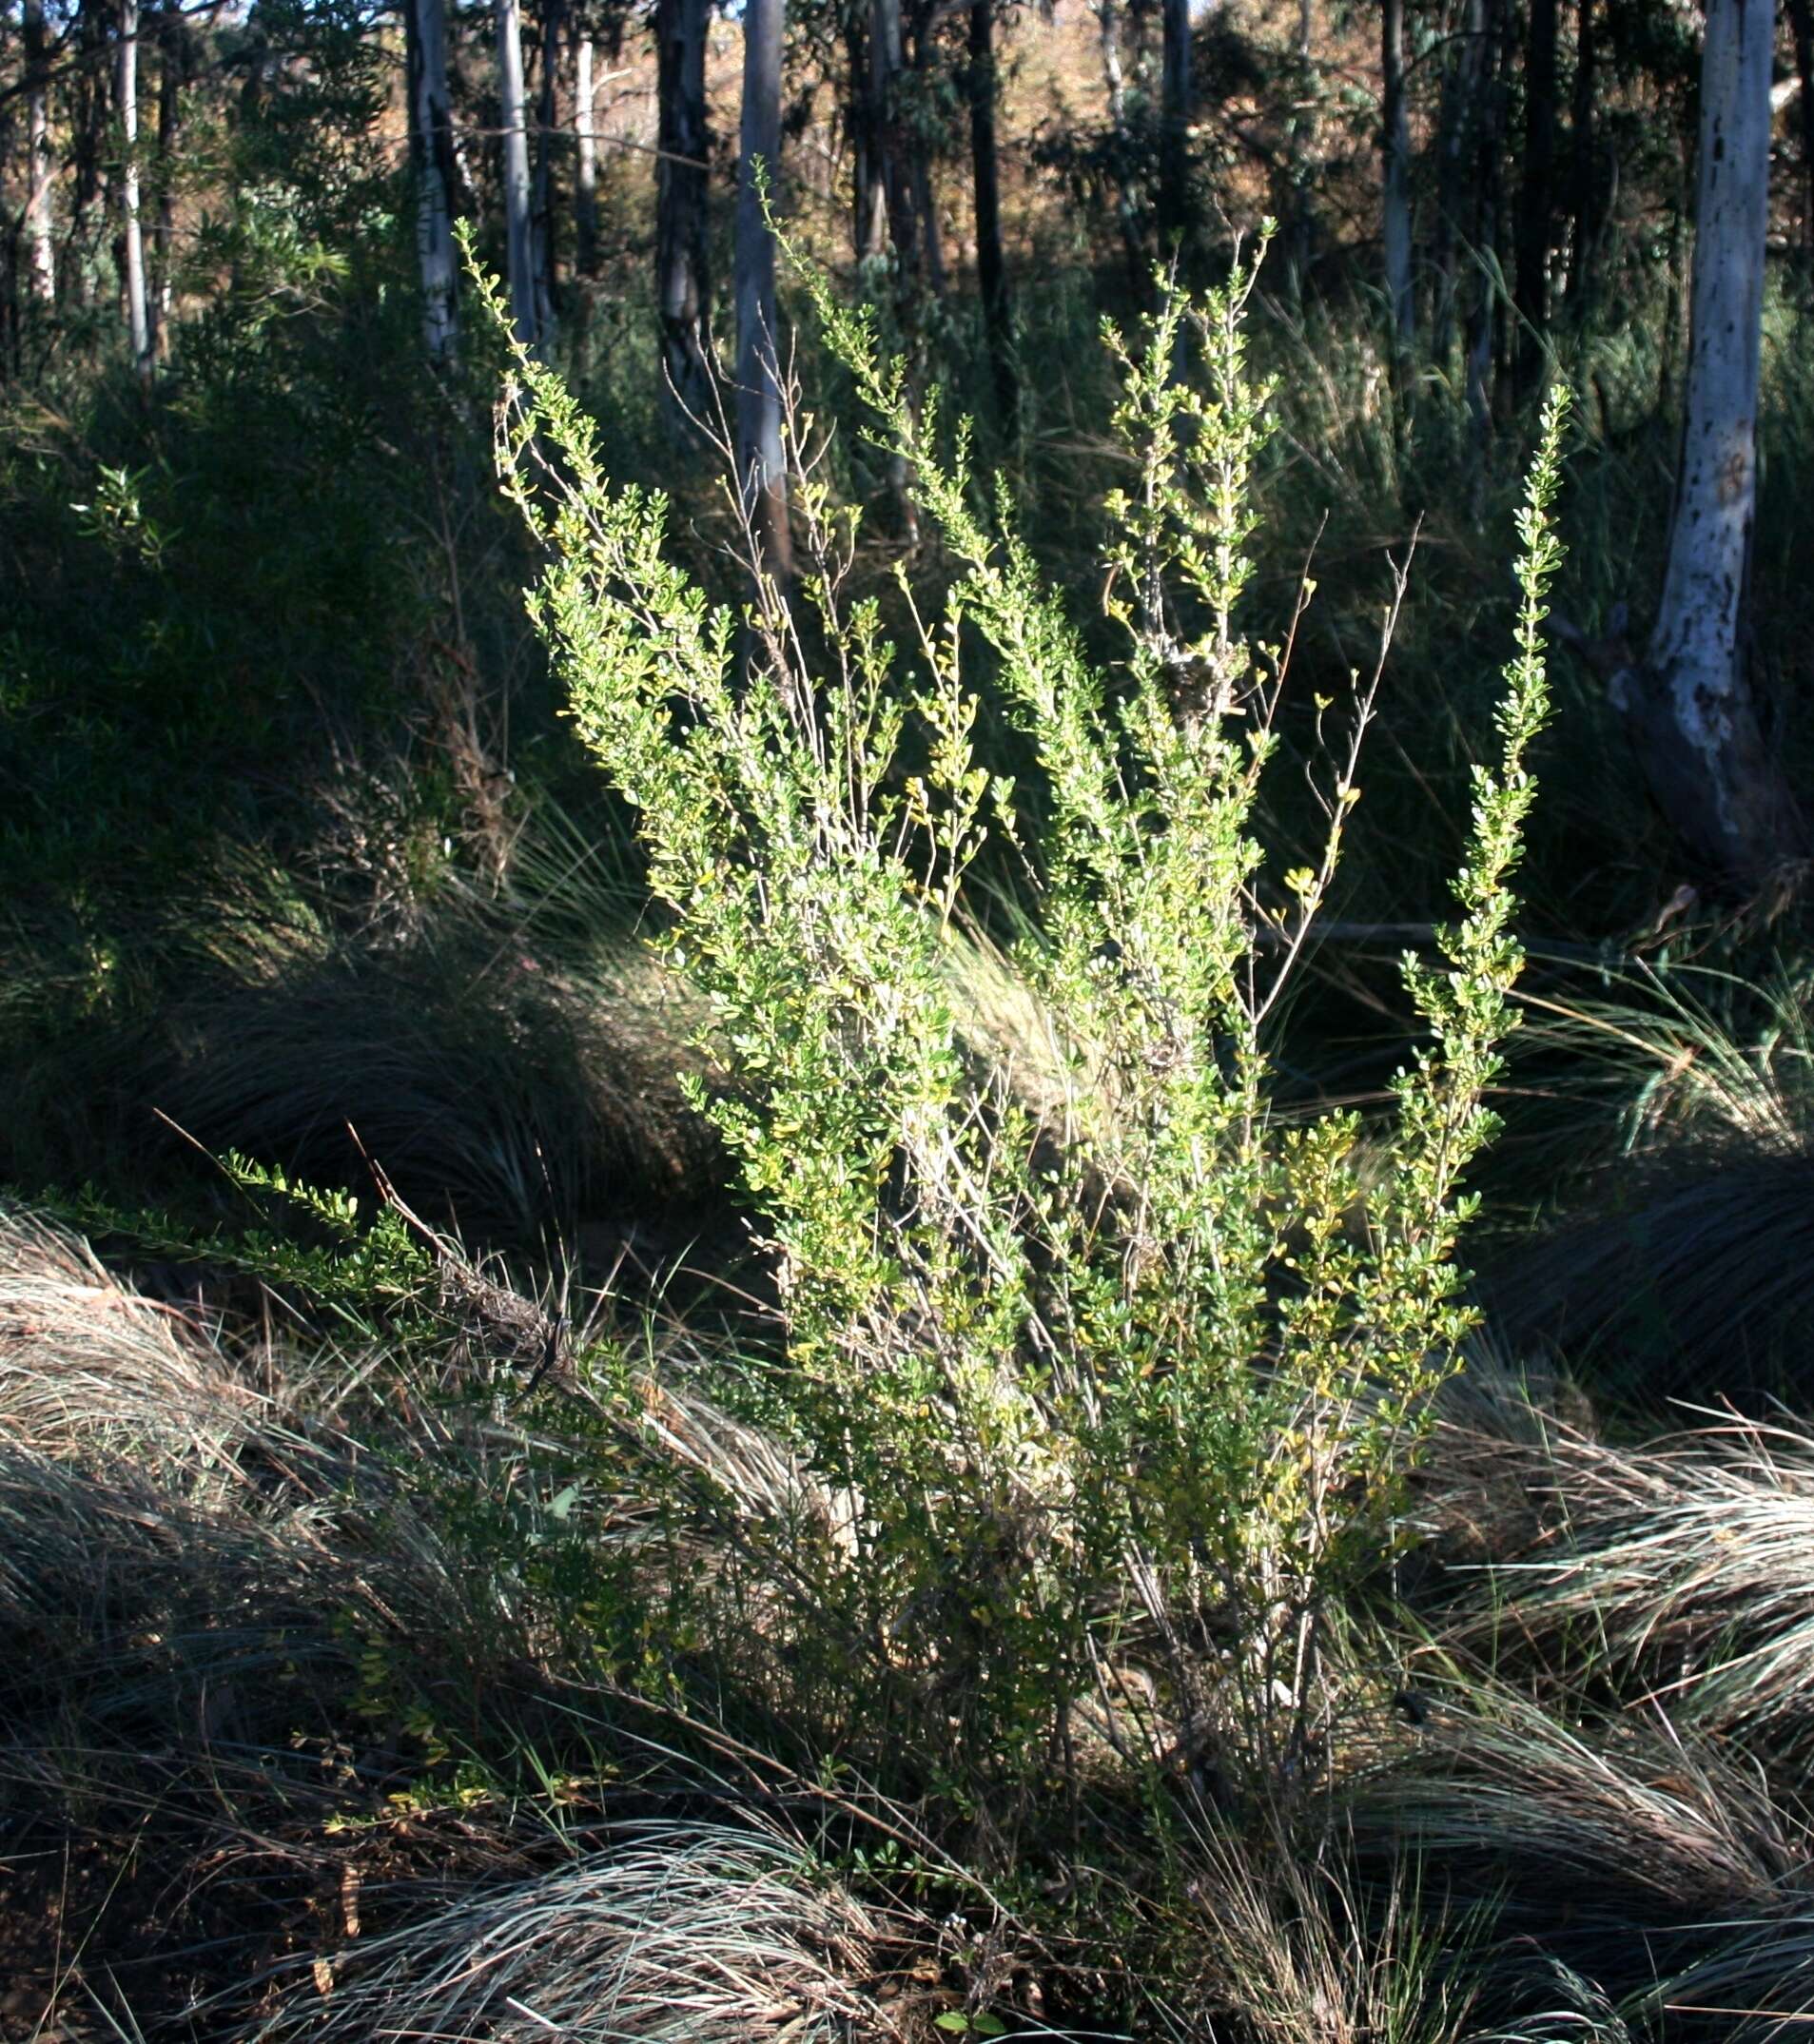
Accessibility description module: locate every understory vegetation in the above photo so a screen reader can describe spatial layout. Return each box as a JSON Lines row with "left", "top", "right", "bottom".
{"left": 10, "top": 233, "right": 1814, "bottom": 2042}
{"left": 12, "top": 5, "right": 1814, "bottom": 2033}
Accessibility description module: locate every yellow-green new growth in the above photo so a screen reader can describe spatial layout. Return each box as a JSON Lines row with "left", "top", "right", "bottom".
{"left": 478, "top": 229, "right": 1570, "bottom": 1801}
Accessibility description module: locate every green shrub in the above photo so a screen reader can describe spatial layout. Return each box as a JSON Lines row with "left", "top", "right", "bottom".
{"left": 481, "top": 236, "right": 1570, "bottom": 1807}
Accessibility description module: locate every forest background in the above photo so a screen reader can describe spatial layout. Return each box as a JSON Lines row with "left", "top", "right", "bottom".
{"left": 7, "top": 0, "right": 1814, "bottom": 2038}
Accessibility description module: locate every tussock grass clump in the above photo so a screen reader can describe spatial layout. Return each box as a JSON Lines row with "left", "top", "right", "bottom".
{"left": 1449, "top": 1415, "right": 1814, "bottom": 1775}
{"left": 1493, "top": 965, "right": 1814, "bottom": 1398}
{"left": 0, "top": 1211, "right": 563, "bottom": 1785}
{"left": 0, "top": 1205, "right": 255, "bottom": 1471}
{"left": 1178, "top": 1823, "right": 1485, "bottom": 2044}
{"left": 251, "top": 1820, "right": 909, "bottom": 2043}
{"left": 1398, "top": 1339, "right": 1597, "bottom": 1577}
{"left": 1343, "top": 1683, "right": 1808, "bottom": 1998}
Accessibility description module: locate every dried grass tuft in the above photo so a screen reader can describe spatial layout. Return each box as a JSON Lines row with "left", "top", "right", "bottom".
{"left": 251, "top": 1820, "right": 907, "bottom": 2043}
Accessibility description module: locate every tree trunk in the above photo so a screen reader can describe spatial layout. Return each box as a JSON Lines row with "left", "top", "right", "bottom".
{"left": 118, "top": 0, "right": 151, "bottom": 383}
{"left": 967, "top": 0, "right": 1015, "bottom": 425}
{"left": 68, "top": 0, "right": 108, "bottom": 309}
{"left": 1093, "top": 0, "right": 1142, "bottom": 290}
{"left": 1512, "top": 0, "right": 1557, "bottom": 398}
{"left": 655, "top": 0, "right": 712, "bottom": 423}
{"left": 406, "top": 0, "right": 459, "bottom": 360}
{"left": 1285, "top": 0, "right": 1319, "bottom": 292}
{"left": 25, "top": 0, "right": 55, "bottom": 305}
{"left": 496, "top": 0, "right": 540, "bottom": 348}
{"left": 1431, "top": 0, "right": 1487, "bottom": 360}
{"left": 735, "top": 0, "right": 791, "bottom": 581}
{"left": 1631, "top": 0, "right": 1803, "bottom": 889}
{"left": 150, "top": 2, "right": 188, "bottom": 353}
{"left": 904, "top": 0, "right": 946, "bottom": 294}
{"left": 531, "top": 0, "right": 561, "bottom": 335}
{"left": 575, "top": 30, "right": 598, "bottom": 277}
{"left": 848, "top": 10, "right": 886, "bottom": 261}
{"left": 1159, "top": 0, "right": 1191, "bottom": 249}
{"left": 1787, "top": 0, "right": 1814, "bottom": 263}
{"left": 1379, "top": 0, "right": 1414, "bottom": 357}
{"left": 1463, "top": 0, "right": 1511, "bottom": 457}
{"left": 869, "top": 0, "right": 921, "bottom": 292}
{"left": 1564, "top": 0, "right": 1599, "bottom": 315}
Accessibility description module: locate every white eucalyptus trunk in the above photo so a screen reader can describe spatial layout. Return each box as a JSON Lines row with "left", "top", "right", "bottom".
{"left": 1096, "top": 0, "right": 1126, "bottom": 129}
{"left": 575, "top": 31, "right": 597, "bottom": 274}
{"left": 119, "top": 0, "right": 152, "bottom": 380}
{"left": 25, "top": 0, "right": 55, "bottom": 304}
{"left": 735, "top": 0, "right": 790, "bottom": 580}
{"left": 496, "top": 0, "right": 539, "bottom": 348}
{"left": 408, "top": 0, "right": 459, "bottom": 360}
{"left": 1641, "top": 0, "right": 1800, "bottom": 884}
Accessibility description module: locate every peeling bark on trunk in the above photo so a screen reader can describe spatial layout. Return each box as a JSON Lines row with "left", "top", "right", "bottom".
{"left": 25, "top": 0, "right": 55, "bottom": 306}
{"left": 575, "top": 31, "right": 598, "bottom": 277}
{"left": 655, "top": 0, "right": 712, "bottom": 424}
{"left": 406, "top": 0, "right": 459, "bottom": 360}
{"left": 497, "top": 0, "right": 540, "bottom": 348}
{"left": 1627, "top": 0, "right": 1804, "bottom": 889}
{"left": 968, "top": 0, "right": 1015, "bottom": 425}
{"left": 735, "top": 0, "right": 791, "bottom": 582}
{"left": 118, "top": 0, "right": 151, "bottom": 383}
{"left": 1380, "top": 0, "right": 1414, "bottom": 358}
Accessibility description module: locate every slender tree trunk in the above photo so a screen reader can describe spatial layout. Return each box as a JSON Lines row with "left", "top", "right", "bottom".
{"left": 1432, "top": 0, "right": 1487, "bottom": 360}
{"left": 870, "top": 0, "right": 921, "bottom": 292}
{"left": 848, "top": 10, "right": 886, "bottom": 260}
{"left": 118, "top": 0, "right": 151, "bottom": 382}
{"left": 735, "top": 0, "right": 791, "bottom": 581}
{"left": 904, "top": 1, "right": 946, "bottom": 295}
{"left": 1464, "top": 0, "right": 1511, "bottom": 455}
{"left": 1564, "top": 0, "right": 1599, "bottom": 314}
{"left": 656, "top": 0, "right": 712, "bottom": 423}
{"left": 575, "top": 30, "right": 598, "bottom": 277}
{"left": 1285, "top": 0, "right": 1319, "bottom": 292}
{"left": 1787, "top": 0, "right": 1814, "bottom": 263}
{"left": 1094, "top": 0, "right": 1142, "bottom": 290}
{"left": 1098, "top": 0, "right": 1126, "bottom": 126}
{"left": 1512, "top": 0, "right": 1557, "bottom": 398}
{"left": 912, "top": 155, "right": 945, "bottom": 294}
{"left": 25, "top": 0, "right": 55, "bottom": 305}
{"left": 69, "top": 0, "right": 108, "bottom": 309}
{"left": 967, "top": 0, "right": 1015, "bottom": 425}
{"left": 531, "top": 0, "right": 561, "bottom": 334}
{"left": 497, "top": 0, "right": 539, "bottom": 347}
{"left": 1633, "top": 0, "right": 1802, "bottom": 888}
{"left": 406, "top": 0, "right": 459, "bottom": 360}
{"left": 1159, "top": 0, "right": 1191, "bottom": 249}
{"left": 150, "top": 3, "right": 187, "bottom": 353}
{"left": 1380, "top": 0, "right": 1414, "bottom": 356}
